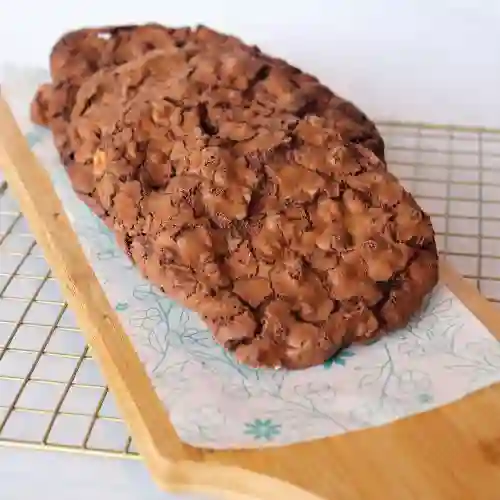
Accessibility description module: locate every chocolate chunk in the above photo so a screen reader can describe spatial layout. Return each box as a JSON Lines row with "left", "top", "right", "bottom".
{"left": 31, "top": 23, "right": 438, "bottom": 369}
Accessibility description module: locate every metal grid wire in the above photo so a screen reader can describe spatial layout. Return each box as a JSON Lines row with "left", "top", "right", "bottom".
{"left": 0, "top": 122, "right": 499, "bottom": 458}
{"left": 0, "top": 181, "right": 138, "bottom": 458}
{"left": 379, "top": 123, "right": 500, "bottom": 303}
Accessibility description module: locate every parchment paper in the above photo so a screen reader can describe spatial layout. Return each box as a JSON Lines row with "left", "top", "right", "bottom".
{"left": 3, "top": 65, "right": 500, "bottom": 449}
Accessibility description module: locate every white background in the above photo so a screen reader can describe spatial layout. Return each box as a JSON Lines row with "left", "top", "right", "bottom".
{"left": 0, "top": 1, "right": 499, "bottom": 499}
{"left": 1, "top": 0, "right": 500, "bottom": 126}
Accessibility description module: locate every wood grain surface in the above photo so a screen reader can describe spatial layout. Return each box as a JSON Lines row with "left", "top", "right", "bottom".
{"left": 1, "top": 94, "right": 500, "bottom": 499}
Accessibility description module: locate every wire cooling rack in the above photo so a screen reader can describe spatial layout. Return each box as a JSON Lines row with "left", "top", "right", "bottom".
{"left": 0, "top": 181, "right": 138, "bottom": 458}
{"left": 0, "top": 122, "right": 499, "bottom": 459}
{"left": 380, "top": 122, "right": 500, "bottom": 301}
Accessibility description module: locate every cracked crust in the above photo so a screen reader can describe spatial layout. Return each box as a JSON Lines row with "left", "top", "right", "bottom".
{"left": 31, "top": 25, "right": 438, "bottom": 369}
{"left": 31, "top": 24, "right": 385, "bottom": 165}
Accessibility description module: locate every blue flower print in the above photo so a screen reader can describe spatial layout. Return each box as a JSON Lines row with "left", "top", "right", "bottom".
{"left": 417, "top": 393, "right": 433, "bottom": 404}
{"left": 323, "top": 349, "right": 356, "bottom": 368}
{"left": 244, "top": 419, "right": 281, "bottom": 441}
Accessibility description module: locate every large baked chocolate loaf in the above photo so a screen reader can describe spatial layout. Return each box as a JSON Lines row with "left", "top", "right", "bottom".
{"left": 31, "top": 24, "right": 438, "bottom": 369}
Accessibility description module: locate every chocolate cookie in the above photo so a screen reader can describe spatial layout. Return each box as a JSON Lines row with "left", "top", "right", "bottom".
{"left": 31, "top": 24, "right": 385, "bottom": 166}
{"left": 49, "top": 47, "right": 438, "bottom": 369}
{"left": 32, "top": 25, "right": 438, "bottom": 368}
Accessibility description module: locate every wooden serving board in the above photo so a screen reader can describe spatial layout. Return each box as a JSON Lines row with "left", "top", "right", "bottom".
{"left": 1, "top": 94, "right": 500, "bottom": 500}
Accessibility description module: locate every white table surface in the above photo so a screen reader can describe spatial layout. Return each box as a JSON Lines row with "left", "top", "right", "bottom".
{"left": 0, "top": 1, "right": 499, "bottom": 498}
{"left": 0, "top": 447, "right": 184, "bottom": 500}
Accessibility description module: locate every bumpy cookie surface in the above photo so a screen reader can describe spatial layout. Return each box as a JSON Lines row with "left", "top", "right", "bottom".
{"left": 32, "top": 25, "right": 438, "bottom": 369}
{"left": 31, "top": 24, "right": 385, "bottom": 165}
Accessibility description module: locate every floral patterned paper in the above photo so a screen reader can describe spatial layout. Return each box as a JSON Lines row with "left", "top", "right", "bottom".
{"left": 3, "top": 65, "right": 500, "bottom": 449}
